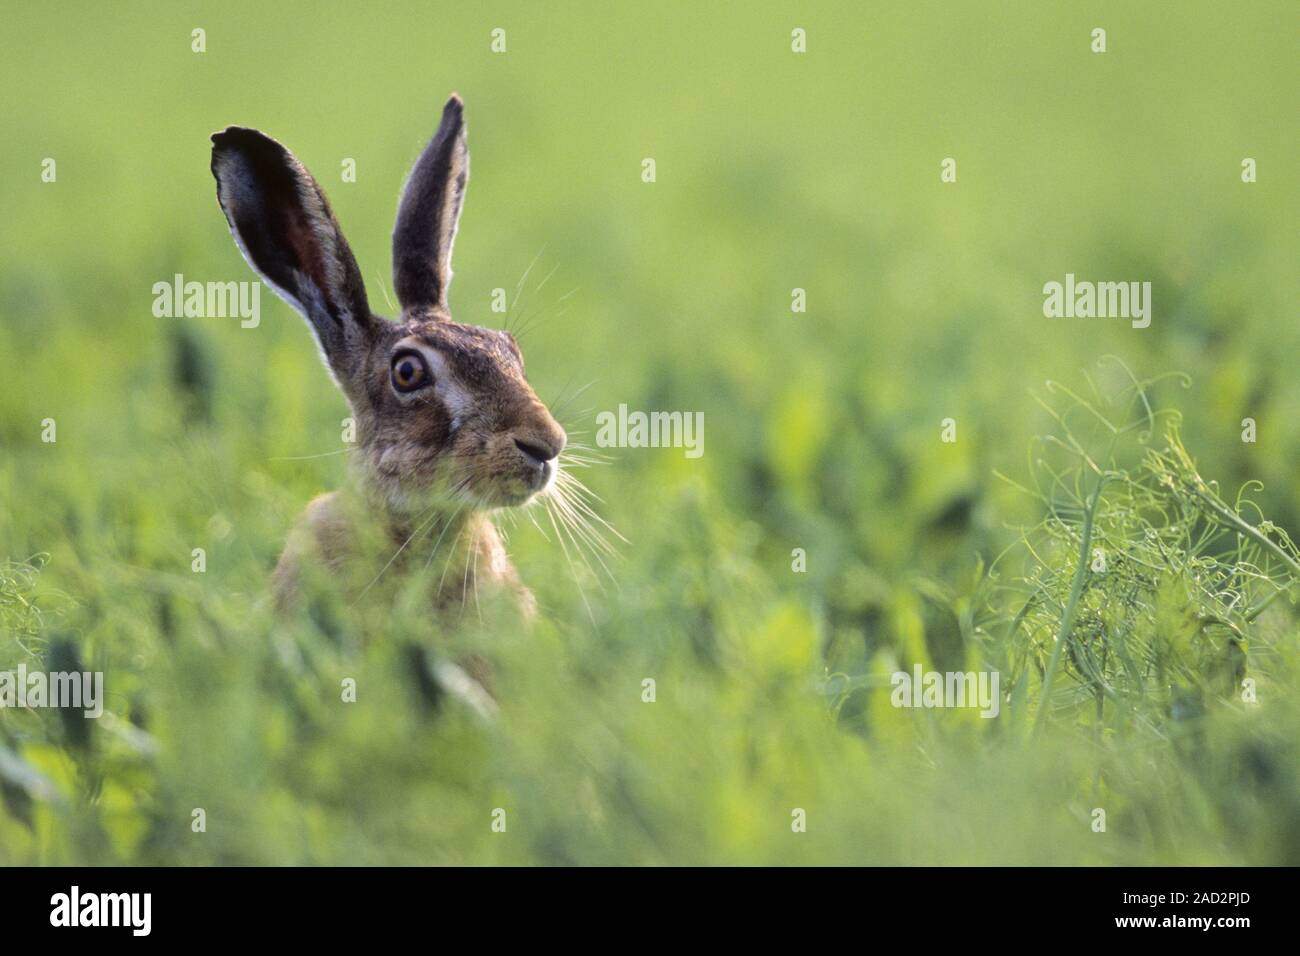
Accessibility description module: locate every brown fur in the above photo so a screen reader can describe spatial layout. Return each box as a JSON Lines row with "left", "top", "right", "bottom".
{"left": 213, "top": 96, "right": 562, "bottom": 652}
{"left": 271, "top": 491, "right": 535, "bottom": 618}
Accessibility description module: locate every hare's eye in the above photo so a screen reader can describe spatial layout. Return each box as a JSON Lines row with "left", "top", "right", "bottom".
{"left": 391, "top": 352, "right": 430, "bottom": 392}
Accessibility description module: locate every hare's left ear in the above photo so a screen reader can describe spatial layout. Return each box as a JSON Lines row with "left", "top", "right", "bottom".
{"left": 211, "top": 127, "right": 374, "bottom": 385}
{"left": 392, "top": 95, "right": 469, "bottom": 313}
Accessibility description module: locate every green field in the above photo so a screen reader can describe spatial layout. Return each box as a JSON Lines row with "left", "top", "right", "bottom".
{"left": 1, "top": 2, "right": 1297, "bottom": 865}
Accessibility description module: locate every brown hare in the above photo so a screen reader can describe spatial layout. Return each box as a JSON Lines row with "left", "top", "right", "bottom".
{"left": 210, "top": 96, "right": 570, "bottom": 633}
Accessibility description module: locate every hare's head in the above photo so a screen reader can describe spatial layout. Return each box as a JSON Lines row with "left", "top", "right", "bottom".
{"left": 211, "top": 96, "right": 565, "bottom": 512}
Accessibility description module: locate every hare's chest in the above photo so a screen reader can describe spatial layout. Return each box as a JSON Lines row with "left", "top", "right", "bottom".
{"left": 429, "top": 520, "right": 534, "bottom": 619}
{"left": 274, "top": 495, "right": 533, "bottom": 621}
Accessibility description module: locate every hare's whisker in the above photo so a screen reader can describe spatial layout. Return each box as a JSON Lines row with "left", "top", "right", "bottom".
{"left": 372, "top": 267, "right": 397, "bottom": 312}
{"left": 551, "top": 483, "right": 617, "bottom": 551}
{"left": 510, "top": 284, "right": 572, "bottom": 341}
{"left": 458, "top": 526, "right": 477, "bottom": 620}
{"left": 525, "top": 506, "right": 552, "bottom": 542}
{"left": 545, "top": 497, "right": 594, "bottom": 621}
{"left": 549, "top": 486, "right": 612, "bottom": 571}
{"left": 269, "top": 448, "right": 353, "bottom": 461}
{"left": 550, "top": 380, "right": 597, "bottom": 420}
{"left": 550, "top": 494, "right": 618, "bottom": 584}
{"left": 471, "top": 536, "right": 483, "bottom": 622}
{"left": 352, "top": 505, "right": 440, "bottom": 605}
{"left": 437, "top": 508, "right": 476, "bottom": 601}
{"left": 422, "top": 500, "right": 468, "bottom": 577}
{"left": 506, "top": 248, "right": 546, "bottom": 333}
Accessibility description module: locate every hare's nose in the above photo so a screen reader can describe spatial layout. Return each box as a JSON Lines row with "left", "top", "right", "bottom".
{"left": 514, "top": 437, "right": 558, "bottom": 464}
{"left": 512, "top": 412, "right": 566, "bottom": 473}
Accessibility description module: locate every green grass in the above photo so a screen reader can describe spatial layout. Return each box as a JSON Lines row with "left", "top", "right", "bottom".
{"left": 1, "top": 1, "right": 1298, "bottom": 865}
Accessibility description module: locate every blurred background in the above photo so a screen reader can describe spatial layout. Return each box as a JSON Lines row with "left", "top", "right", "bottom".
{"left": 1, "top": 1, "right": 1297, "bottom": 864}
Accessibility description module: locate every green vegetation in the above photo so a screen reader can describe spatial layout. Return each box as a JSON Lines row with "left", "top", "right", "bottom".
{"left": 1, "top": 2, "right": 1297, "bottom": 864}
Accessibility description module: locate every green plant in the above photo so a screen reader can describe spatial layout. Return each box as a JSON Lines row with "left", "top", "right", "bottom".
{"left": 986, "top": 360, "right": 1297, "bottom": 738}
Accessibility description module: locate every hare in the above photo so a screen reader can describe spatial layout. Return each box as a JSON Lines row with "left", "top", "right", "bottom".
{"left": 210, "top": 95, "right": 566, "bottom": 625}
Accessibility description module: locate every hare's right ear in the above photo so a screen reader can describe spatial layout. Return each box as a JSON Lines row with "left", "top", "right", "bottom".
{"left": 392, "top": 95, "right": 469, "bottom": 313}
{"left": 210, "top": 127, "right": 374, "bottom": 383}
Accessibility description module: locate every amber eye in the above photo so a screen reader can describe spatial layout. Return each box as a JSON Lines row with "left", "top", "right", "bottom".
{"left": 390, "top": 351, "right": 430, "bottom": 393}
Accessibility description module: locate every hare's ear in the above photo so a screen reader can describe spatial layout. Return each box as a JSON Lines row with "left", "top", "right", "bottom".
{"left": 392, "top": 95, "right": 469, "bottom": 313}
{"left": 211, "top": 127, "right": 374, "bottom": 380}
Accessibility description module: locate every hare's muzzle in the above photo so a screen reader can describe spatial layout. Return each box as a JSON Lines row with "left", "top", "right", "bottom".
{"left": 510, "top": 419, "right": 566, "bottom": 491}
